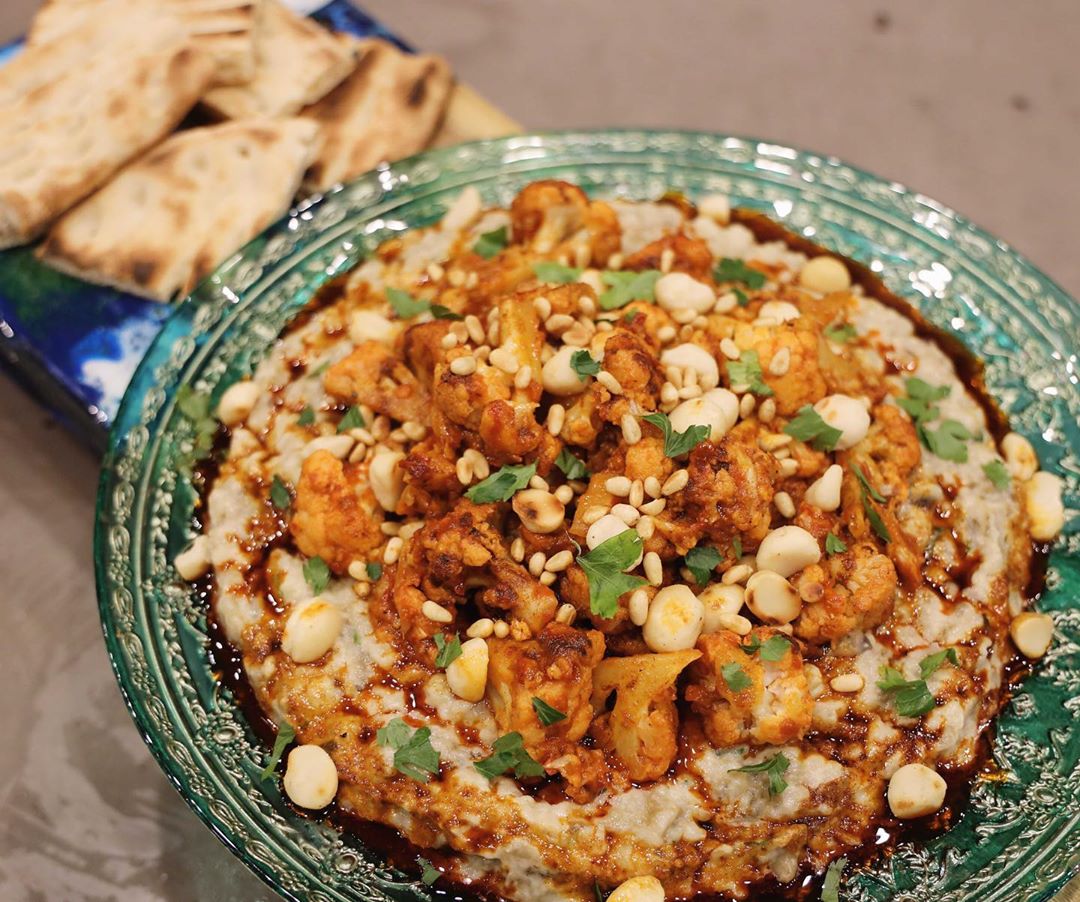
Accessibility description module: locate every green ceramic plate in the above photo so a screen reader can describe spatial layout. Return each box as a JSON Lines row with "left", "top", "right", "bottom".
{"left": 95, "top": 130, "right": 1079, "bottom": 902}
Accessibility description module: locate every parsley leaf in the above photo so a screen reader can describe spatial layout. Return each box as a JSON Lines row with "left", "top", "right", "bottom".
{"left": 418, "top": 857, "right": 440, "bottom": 885}
{"left": 465, "top": 461, "right": 537, "bottom": 503}
{"left": 731, "top": 536, "right": 743, "bottom": 560}
{"left": 919, "top": 648, "right": 959, "bottom": 680}
{"left": 877, "top": 666, "right": 935, "bottom": 717}
{"left": 983, "top": 459, "right": 1011, "bottom": 489}
{"left": 386, "top": 287, "right": 430, "bottom": 318}
{"left": 434, "top": 633, "right": 462, "bottom": 669}
{"left": 532, "top": 261, "right": 583, "bottom": 284}
{"left": 570, "top": 349, "right": 600, "bottom": 379}
{"left": 259, "top": 722, "right": 296, "bottom": 780}
{"left": 531, "top": 697, "right": 567, "bottom": 726}
{"left": 722, "top": 662, "right": 752, "bottom": 692}
{"left": 366, "top": 562, "right": 383, "bottom": 581}
{"left": 726, "top": 350, "right": 774, "bottom": 396}
{"left": 377, "top": 718, "right": 441, "bottom": 782}
{"left": 822, "top": 857, "right": 847, "bottom": 902}
{"left": 598, "top": 269, "right": 662, "bottom": 310}
{"left": 577, "top": 529, "right": 647, "bottom": 619}
{"left": 922, "top": 419, "right": 971, "bottom": 463}
{"left": 473, "top": 225, "right": 509, "bottom": 259}
{"left": 642, "top": 411, "right": 710, "bottom": 458}
{"left": 270, "top": 475, "right": 291, "bottom": 511}
{"left": 474, "top": 732, "right": 545, "bottom": 780}
{"left": 297, "top": 405, "right": 315, "bottom": 426}
{"left": 337, "top": 406, "right": 365, "bottom": 433}
{"left": 430, "top": 303, "right": 463, "bottom": 320}
{"left": 759, "top": 635, "right": 793, "bottom": 662}
{"left": 554, "top": 448, "right": 589, "bottom": 480}
{"left": 823, "top": 323, "right": 857, "bottom": 343}
{"left": 303, "top": 556, "right": 331, "bottom": 594}
{"left": 733, "top": 287, "right": 750, "bottom": 307}
{"left": 863, "top": 494, "right": 892, "bottom": 543}
{"left": 784, "top": 405, "right": 843, "bottom": 451}
{"left": 731, "top": 753, "right": 789, "bottom": 795}
{"left": 851, "top": 463, "right": 886, "bottom": 502}
{"left": 896, "top": 377, "right": 950, "bottom": 425}
{"left": 825, "top": 532, "right": 848, "bottom": 555}
{"left": 685, "top": 545, "right": 722, "bottom": 585}
{"left": 714, "top": 257, "right": 766, "bottom": 290}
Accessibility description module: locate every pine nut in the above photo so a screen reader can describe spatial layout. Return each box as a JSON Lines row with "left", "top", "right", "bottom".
{"left": 775, "top": 491, "right": 796, "bottom": 518}
{"left": 606, "top": 476, "right": 632, "bottom": 496}
{"left": 611, "top": 503, "right": 640, "bottom": 525}
{"left": 830, "top": 673, "right": 865, "bottom": 693}
{"left": 514, "top": 366, "right": 532, "bottom": 389}
{"left": 661, "top": 469, "right": 689, "bottom": 496}
{"left": 628, "top": 479, "right": 645, "bottom": 508}
{"left": 629, "top": 589, "right": 650, "bottom": 626}
{"left": 596, "top": 371, "right": 623, "bottom": 395}
{"left": 739, "top": 393, "right": 756, "bottom": 418}
{"left": 554, "top": 484, "right": 574, "bottom": 504}
{"left": 720, "top": 338, "right": 740, "bottom": 360}
{"left": 421, "top": 600, "right": 453, "bottom": 623}
{"left": 450, "top": 356, "right": 477, "bottom": 376}
{"left": 639, "top": 497, "right": 667, "bottom": 516}
{"left": 384, "top": 536, "right": 404, "bottom": 564}
{"left": 510, "top": 537, "right": 526, "bottom": 562}
{"left": 644, "top": 476, "right": 662, "bottom": 498}
{"left": 528, "top": 552, "right": 547, "bottom": 577}
{"left": 768, "top": 347, "right": 791, "bottom": 376}
{"left": 722, "top": 563, "right": 754, "bottom": 585}
{"left": 555, "top": 603, "right": 577, "bottom": 625}
{"left": 546, "top": 404, "right": 566, "bottom": 436}
{"left": 539, "top": 571, "right": 557, "bottom": 586}
{"left": 467, "top": 618, "right": 494, "bottom": 639}
{"left": 644, "top": 551, "right": 663, "bottom": 586}
{"left": 545, "top": 550, "right": 574, "bottom": 572}
{"left": 635, "top": 515, "right": 655, "bottom": 539}
{"left": 621, "top": 414, "right": 642, "bottom": 444}
{"left": 493, "top": 620, "right": 510, "bottom": 638}
{"left": 465, "top": 315, "right": 485, "bottom": 344}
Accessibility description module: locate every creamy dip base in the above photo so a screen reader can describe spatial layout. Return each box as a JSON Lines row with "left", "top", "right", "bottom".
{"left": 201, "top": 185, "right": 1037, "bottom": 900}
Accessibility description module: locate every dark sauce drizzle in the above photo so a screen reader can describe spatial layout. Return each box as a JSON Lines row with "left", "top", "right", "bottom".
{"left": 193, "top": 206, "right": 1050, "bottom": 901}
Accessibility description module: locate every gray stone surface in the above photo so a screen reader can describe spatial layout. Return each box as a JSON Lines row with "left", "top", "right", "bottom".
{"left": 0, "top": 1, "right": 1077, "bottom": 900}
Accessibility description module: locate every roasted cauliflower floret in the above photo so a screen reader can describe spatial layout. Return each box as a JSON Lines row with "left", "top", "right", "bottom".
{"left": 591, "top": 650, "right": 700, "bottom": 782}
{"left": 686, "top": 628, "right": 812, "bottom": 747}
{"left": 793, "top": 541, "right": 898, "bottom": 643}
{"left": 731, "top": 323, "right": 827, "bottom": 416}
{"left": 622, "top": 232, "right": 714, "bottom": 282}
{"left": 289, "top": 450, "right": 384, "bottom": 574}
{"left": 509, "top": 179, "right": 620, "bottom": 264}
{"left": 487, "top": 624, "right": 605, "bottom": 758}
{"left": 325, "top": 340, "right": 430, "bottom": 424}
{"left": 433, "top": 353, "right": 512, "bottom": 431}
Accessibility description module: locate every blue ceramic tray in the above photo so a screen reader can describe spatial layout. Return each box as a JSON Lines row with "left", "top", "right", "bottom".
{"left": 0, "top": 1, "right": 407, "bottom": 451}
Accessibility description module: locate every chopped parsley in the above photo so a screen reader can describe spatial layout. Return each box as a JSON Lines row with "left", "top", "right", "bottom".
{"left": 259, "top": 722, "right": 296, "bottom": 780}
{"left": 570, "top": 349, "right": 600, "bottom": 379}
{"left": 176, "top": 384, "right": 217, "bottom": 463}
{"left": 472, "top": 225, "right": 509, "bottom": 259}
{"left": 851, "top": 463, "right": 886, "bottom": 502}
{"left": 433, "top": 633, "right": 462, "bottom": 669}
{"left": 577, "top": 529, "right": 647, "bottom": 619}
{"left": 731, "top": 536, "right": 743, "bottom": 560}
{"left": 922, "top": 419, "right": 972, "bottom": 463}
{"left": 303, "top": 556, "right": 331, "bottom": 594}
{"left": 825, "top": 532, "right": 848, "bottom": 555}
{"left": 531, "top": 697, "right": 567, "bottom": 726}
{"left": 598, "top": 269, "right": 662, "bottom": 310}
{"left": 823, "top": 323, "right": 857, "bottom": 343}
{"left": 366, "top": 562, "right": 383, "bottom": 581}
{"left": 731, "top": 753, "right": 790, "bottom": 795}
{"left": 532, "top": 261, "right": 583, "bottom": 284}
{"left": 877, "top": 666, "right": 935, "bottom": 717}
{"left": 297, "top": 404, "right": 316, "bottom": 426}
{"left": 430, "top": 303, "right": 463, "bottom": 320}
{"left": 685, "top": 545, "right": 722, "bottom": 585}
{"left": 919, "top": 647, "right": 959, "bottom": 680}
{"left": 722, "top": 662, "right": 752, "bottom": 692}
{"left": 474, "top": 732, "right": 545, "bottom": 780}
{"left": 851, "top": 464, "right": 892, "bottom": 542}
{"left": 418, "top": 857, "right": 440, "bottom": 885}
{"left": 554, "top": 448, "right": 589, "bottom": 480}
{"left": 377, "top": 718, "right": 441, "bottom": 782}
{"left": 895, "top": 377, "right": 950, "bottom": 424}
{"left": 642, "top": 411, "right": 710, "bottom": 458}
{"left": 385, "top": 287, "right": 431, "bottom": 318}
{"left": 713, "top": 257, "right": 766, "bottom": 290}
{"left": 983, "top": 459, "right": 1011, "bottom": 489}
{"left": 741, "top": 634, "right": 792, "bottom": 662}
{"left": 465, "top": 461, "right": 537, "bottom": 503}
{"left": 337, "top": 405, "right": 365, "bottom": 433}
{"left": 822, "top": 857, "right": 847, "bottom": 902}
{"left": 784, "top": 405, "right": 843, "bottom": 451}
{"left": 726, "top": 350, "right": 774, "bottom": 396}
{"left": 269, "top": 475, "right": 291, "bottom": 511}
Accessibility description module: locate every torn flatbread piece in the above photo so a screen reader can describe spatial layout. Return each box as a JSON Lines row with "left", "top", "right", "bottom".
{"left": 202, "top": 0, "right": 355, "bottom": 118}
{"left": 27, "top": 0, "right": 262, "bottom": 86}
{"left": 0, "top": 27, "right": 215, "bottom": 249}
{"left": 301, "top": 38, "right": 452, "bottom": 193}
{"left": 38, "top": 118, "right": 320, "bottom": 301}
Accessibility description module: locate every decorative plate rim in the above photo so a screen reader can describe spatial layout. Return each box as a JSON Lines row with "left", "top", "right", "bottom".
{"left": 94, "top": 129, "right": 1080, "bottom": 902}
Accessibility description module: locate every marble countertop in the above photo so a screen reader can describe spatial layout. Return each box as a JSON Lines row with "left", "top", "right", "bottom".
{"left": 1, "top": 1, "right": 1077, "bottom": 899}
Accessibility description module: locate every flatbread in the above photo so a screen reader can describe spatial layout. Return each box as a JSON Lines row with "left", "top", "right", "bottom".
{"left": 301, "top": 38, "right": 452, "bottom": 193}
{"left": 26, "top": 0, "right": 261, "bottom": 87}
{"left": 0, "top": 25, "right": 215, "bottom": 249}
{"left": 38, "top": 119, "right": 321, "bottom": 301}
{"left": 202, "top": 0, "right": 355, "bottom": 119}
